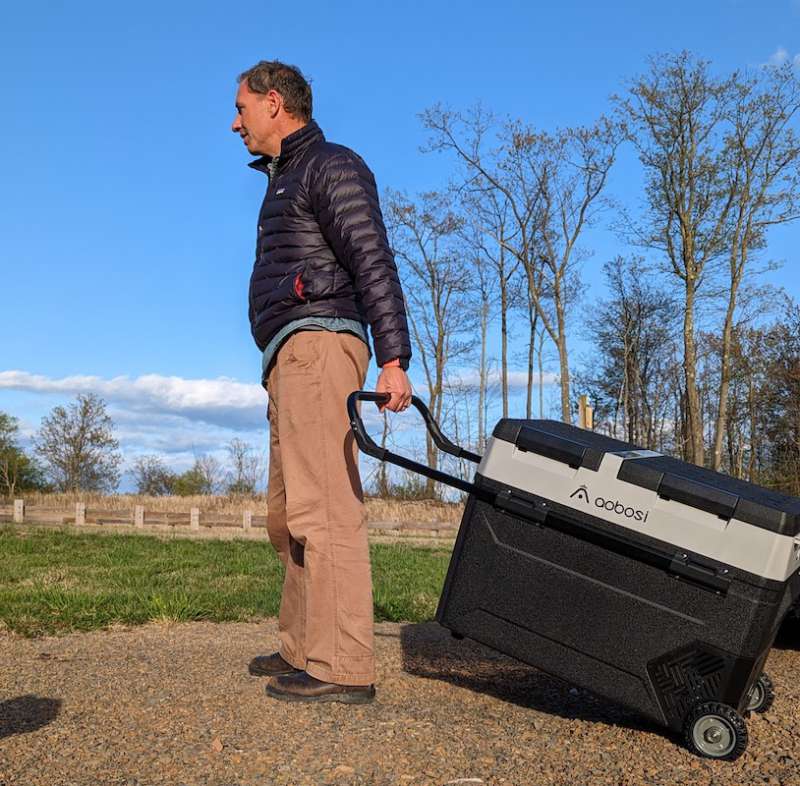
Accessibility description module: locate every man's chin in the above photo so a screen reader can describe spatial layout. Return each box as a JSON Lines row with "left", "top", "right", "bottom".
{"left": 245, "top": 142, "right": 265, "bottom": 157}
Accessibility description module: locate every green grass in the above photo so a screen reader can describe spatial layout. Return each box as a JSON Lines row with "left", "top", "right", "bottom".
{"left": 0, "top": 526, "right": 452, "bottom": 637}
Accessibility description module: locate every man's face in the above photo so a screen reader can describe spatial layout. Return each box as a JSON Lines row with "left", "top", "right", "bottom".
{"left": 231, "top": 81, "right": 280, "bottom": 157}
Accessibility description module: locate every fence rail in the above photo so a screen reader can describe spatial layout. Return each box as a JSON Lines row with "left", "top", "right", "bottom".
{"left": 0, "top": 500, "right": 458, "bottom": 541}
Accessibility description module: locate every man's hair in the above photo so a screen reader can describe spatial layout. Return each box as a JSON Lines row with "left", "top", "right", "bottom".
{"left": 238, "top": 61, "right": 313, "bottom": 122}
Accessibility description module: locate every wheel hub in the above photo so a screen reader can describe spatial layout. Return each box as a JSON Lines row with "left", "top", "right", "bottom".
{"left": 747, "top": 682, "right": 765, "bottom": 712}
{"left": 693, "top": 716, "right": 735, "bottom": 757}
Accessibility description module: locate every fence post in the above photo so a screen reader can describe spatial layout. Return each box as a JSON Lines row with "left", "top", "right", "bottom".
{"left": 243, "top": 510, "right": 252, "bottom": 531}
{"left": 134, "top": 505, "right": 144, "bottom": 529}
{"left": 190, "top": 508, "right": 200, "bottom": 531}
{"left": 578, "top": 395, "right": 594, "bottom": 430}
{"left": 75, "top": 502, "right": 86, "bottom": 526}
{"left": 13, "top": 499, "right": 24, "bottom": 524}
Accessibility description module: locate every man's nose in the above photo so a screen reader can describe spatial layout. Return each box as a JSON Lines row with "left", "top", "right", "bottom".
{"left": 232, "top": 116, "right": 242, "bottom": 133}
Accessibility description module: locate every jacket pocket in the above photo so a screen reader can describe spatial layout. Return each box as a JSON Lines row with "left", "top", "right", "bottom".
{"left": 264, "top": 268, "right": 307, "bottom": 308}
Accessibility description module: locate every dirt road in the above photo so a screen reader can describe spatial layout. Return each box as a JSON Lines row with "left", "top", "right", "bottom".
{"left": 1, "top": 620, "right": 799, "bottom": 786}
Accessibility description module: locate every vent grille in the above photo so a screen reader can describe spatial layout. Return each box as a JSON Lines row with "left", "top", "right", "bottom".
{"left": 649, "top": 646, "right": 728, "bottom": 723}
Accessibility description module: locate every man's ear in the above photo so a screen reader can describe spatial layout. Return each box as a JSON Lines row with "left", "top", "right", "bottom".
{"left": 266, "top": 89, "right": 282, "bottom": 118}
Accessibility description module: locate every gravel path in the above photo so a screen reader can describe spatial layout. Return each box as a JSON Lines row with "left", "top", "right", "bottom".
{"left": 1, "top": 620, "right": 799, "bottom": 786}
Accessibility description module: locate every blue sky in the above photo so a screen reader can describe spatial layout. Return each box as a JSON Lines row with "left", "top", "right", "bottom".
{"left": 1, "top": 0, "right": 799, "bottom": 487}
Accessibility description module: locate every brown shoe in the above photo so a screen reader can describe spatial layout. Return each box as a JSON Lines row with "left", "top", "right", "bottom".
{"left": 266, "top": 671, "right": 376, "bottom": 704}
{"left": 248, "top": 652, "right": 302, "bottom": 677}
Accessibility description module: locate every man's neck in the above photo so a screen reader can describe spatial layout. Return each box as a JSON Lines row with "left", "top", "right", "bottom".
{"left": 269, "top": 118, "right": 307, "bottom": 158}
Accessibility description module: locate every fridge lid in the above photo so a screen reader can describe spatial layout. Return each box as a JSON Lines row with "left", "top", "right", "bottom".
{"left": 492, "top": 419, "right": 800, "bottom": 537}
{"left": 617, "top": 456, "right": 800, "bottom": 537}
{"left": 493, "top": 419, "right": 638, "bottom": 471}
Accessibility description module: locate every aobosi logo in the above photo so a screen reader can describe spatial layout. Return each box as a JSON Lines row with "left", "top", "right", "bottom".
{"left": 570, "top": 485, "right": 650, "bottom": 522}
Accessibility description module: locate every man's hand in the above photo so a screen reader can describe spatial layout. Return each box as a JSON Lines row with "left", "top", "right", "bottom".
{"left": 375, "top": 366, "right": 412, "bottom": 413}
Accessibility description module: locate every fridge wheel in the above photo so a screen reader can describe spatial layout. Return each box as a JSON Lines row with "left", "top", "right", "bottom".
{"left": 684, "top": 702, "right": 748, "bottom": 760}
{"left": 745, "top": 672, "right": 775, "bottom": 715}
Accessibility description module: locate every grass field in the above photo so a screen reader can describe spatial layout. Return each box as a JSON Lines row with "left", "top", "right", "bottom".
{"left": 0, "top": 526, "right": 452, "bottom": 637}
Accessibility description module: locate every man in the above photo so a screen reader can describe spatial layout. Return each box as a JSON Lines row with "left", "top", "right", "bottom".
{"left": 232, "top": 60, "right": 413, "bottom": 703}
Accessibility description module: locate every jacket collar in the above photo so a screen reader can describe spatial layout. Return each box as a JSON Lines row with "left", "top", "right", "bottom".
{"left": 248, "top": 120, "right": 324, "bottom": 175}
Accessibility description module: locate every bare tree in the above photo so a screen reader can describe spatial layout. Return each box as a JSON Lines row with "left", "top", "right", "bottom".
{"left": 226, "top": 438, "right": 264, "bottom": 495}
{"left": 374, "top": 412, "right": 393, "bottom": 497}
{"left": 0, "top": 412, "right": 23, "bottom": 497}
{"left": 577, "top": 257, "right": 680, "bottom": 450}
{"left": 386, "top": 189, "right": 477, "bottom": 496}
{"left": 0, "top": 412, "right": 45, "bottom": 496}
{"left": 422, "top": 105, "right": 620, "bottom": 421}
{"left": 456, "top": 213, "right": 513, "bottom": 447}
{"left": 171, "top": 454, "right": 223, "bottom": 496}
{"left": 707, "top": 64, "right": 800, "bottom": 469}
{"left": 196, "top": 454, "right": 223, "bottom": 495}
{"left": 618, "top": 54, "right": 729, "bottom": 462}
{"left": 459, "top": 186, "right": 522, "bottom": 420}
{"left": 33, "top": 393, "right": 121, "bottom": 492}
{"left": 759, "top": 301, "right": 800, "bottom": 493}
{"left": 131, "top": 454, "right": 175, "bottom": 496}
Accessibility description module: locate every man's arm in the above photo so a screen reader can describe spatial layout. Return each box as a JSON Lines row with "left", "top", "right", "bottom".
{"left": 312, "top": 151, "right": 412, "bottom": 411}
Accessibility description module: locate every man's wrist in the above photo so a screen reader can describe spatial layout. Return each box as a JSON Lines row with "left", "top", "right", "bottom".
{"left": 381, "top": 358, "right": 401, "bottom": 368}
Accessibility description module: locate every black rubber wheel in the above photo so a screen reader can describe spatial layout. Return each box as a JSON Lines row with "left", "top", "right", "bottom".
{"left": 684, "top": 702, "right": 748, "bottom": 761}
{"left": 746, "top": 673, "right": 775, "bottom": 715}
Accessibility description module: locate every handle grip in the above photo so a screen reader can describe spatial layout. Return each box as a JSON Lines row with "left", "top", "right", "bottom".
{"left": 347, "top": 390, "right": 481, "bottom": 495}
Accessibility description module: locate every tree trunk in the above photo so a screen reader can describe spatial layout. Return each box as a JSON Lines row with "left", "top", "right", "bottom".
{"left": 683, "top": 279, "right": 705, "bottom": 465}
{"left": 555, "top": 290, "right": 571, "bottom": 423}
{"left": 526, "top": 296, "right": 537, "bottom": 419}
{"left": 478, "top": 299, "right": 489, "bottom": 451}
{"left": 377, "top": 412, "right": 390, "bottom": 496}
{"left": 537, "top": 329, "right": 546, "bottom": 419}
{"left": 712, "top": 303, "right": 736, "bottom": 472}
{"left": 500, "top": 282, "right": 509, "bottom": 419}
{"left": 712, "top": 253, "right": 745, "bottom": 471}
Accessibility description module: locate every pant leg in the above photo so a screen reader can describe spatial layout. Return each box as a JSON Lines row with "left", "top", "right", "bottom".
{"left": 275, "top": 330, "right": 373, "bottom": 685}
{"left": 265, "top": 356, "right": 306, "bottom": 670}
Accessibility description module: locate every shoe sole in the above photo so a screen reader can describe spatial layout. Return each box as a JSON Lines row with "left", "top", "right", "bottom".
{"left": 265, "top": 684, "right": 376, "bottom": 704}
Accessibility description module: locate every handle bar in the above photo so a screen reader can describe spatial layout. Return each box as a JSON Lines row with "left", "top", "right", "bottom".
{"left": 347, "top": 391, "right": 482, "bottom": 495}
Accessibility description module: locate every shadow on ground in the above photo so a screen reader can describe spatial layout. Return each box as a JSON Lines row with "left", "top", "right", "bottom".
{"left": 0, "top": 695, "right": 62, "bottom": 739}
{"left": 397, "top": 621, "right": 662, "bottom": 736}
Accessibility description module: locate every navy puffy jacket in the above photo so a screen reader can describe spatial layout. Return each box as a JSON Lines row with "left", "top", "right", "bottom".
{"left": 247, "top": 120, "right": 412, "bottom": 369}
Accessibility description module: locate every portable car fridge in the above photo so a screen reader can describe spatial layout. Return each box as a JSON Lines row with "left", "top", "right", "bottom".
{"left": 348, "top": 392, "right": 800, "bottom": 760}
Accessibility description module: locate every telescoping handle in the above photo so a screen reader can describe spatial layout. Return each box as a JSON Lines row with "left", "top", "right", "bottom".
{"left": 347, "top": 390, "right": 482, "bottom": 495}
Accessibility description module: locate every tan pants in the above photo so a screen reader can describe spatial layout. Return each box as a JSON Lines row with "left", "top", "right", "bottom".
{"left": 264, "top": 330, "right": 374, "bottom": 686}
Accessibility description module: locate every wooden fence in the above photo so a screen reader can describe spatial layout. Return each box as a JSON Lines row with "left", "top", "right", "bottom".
{"left": 0, "top": 500, "right": 457, "bottom": 541}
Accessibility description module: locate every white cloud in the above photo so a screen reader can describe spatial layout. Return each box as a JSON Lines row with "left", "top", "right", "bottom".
{"left": 445, "top": 368, "right": 559, "bottom": 390}
{"left": 768, "top": 46, "right": 789, "bottom": 66}
{"left": 0, "top": 368, "right": 389, "bottom": 463}
{"left": 0, "top": 370, "right": 266, "bottom": 431}
{"left": 765, "top": 46, "right": 800, "bottom": 69}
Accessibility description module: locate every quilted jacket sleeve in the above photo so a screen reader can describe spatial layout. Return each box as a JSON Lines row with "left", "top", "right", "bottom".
{"left": 311, "top": 151, "right": 412, "bottom": 369}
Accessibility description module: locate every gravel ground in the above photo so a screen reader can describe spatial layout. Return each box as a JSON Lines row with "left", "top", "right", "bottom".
{"left": 1, "top": 620, "right": 799, "bottom": 786}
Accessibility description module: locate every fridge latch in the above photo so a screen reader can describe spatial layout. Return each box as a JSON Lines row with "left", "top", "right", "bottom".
{"left": 494, "top": 489, "right": 549, "bottom": 525}
{"left": 669, "top": 552, "right": 731, "bottom": 594}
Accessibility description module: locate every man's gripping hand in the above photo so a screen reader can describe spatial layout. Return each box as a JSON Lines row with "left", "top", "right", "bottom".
{"left": 375, "top": 359, "right": 412, "bottom": 413}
